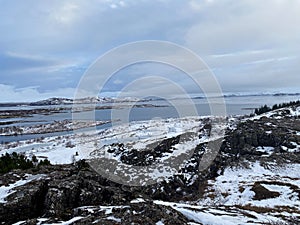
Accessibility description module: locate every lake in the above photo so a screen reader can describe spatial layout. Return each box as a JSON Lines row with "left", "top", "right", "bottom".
{"left": 1, "top": 95, "right": 299, "bottom": 143}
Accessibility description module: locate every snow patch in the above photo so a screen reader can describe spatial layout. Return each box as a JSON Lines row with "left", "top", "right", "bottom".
{"left": 106, "top": 216, "right": 121, "bottom": 223}
{"left": 44, "top": 216, "right": 84, "bottom": 225}
{"left": 130, "top": 198, "right": 146, "bottom": 204}
{"left": 256, "top": 146, "right": 274, "bottom": 156}
{"left": 156, "top": 221, "right": 164, "bottom": 225}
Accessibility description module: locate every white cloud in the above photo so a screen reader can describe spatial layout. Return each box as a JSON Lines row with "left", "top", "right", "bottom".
{"left": 113, "top": 79, "right": 123, "bottom": 84}
{"left": 185, "top": 0, "right": 300, "bottom": 55}
{"left": 51, "top": 2, "right": 80, "bottom": 25}
{"left": 0, "top": 84, "right": 76, "bottom": 102}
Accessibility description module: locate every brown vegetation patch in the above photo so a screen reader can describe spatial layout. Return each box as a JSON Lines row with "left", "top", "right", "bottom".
{"left": 235, "top": 204, "right": 276, "bottom": 214}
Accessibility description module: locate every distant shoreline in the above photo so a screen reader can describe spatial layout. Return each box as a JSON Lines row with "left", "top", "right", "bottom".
{"left": 1, "top": 92, "right": 300, "bottom": 106}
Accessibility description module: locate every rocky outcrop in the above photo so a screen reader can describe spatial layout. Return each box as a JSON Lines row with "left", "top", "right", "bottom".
{"left": 0, "top": 161, "right": 198, "bottom": 224}
{"left": 221, "top": 115, "right": 300, "bottom": 160}
{"left": 71, "top": 201, "right": 191, "bottom": 225}
{"left": 16, "top": 201, "right": 193, "bottom": 225}
{"left": 251, "top": 182, "right": 280, "bottom": 200}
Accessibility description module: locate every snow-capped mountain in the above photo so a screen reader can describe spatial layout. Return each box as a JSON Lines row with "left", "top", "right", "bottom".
{"left": 28, "top": 96, "right": 142, "bottom": 106}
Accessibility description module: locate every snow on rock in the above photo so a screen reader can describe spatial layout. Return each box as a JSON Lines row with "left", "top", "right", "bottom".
{"left": 0, "top": 174, "right": 45, "bottom": 203}
{"left": 106, "top": 216, "right": 122, "bottom": 223}
{"left": 256, "top": 146, "right": 274, "bottom": 156}
{"left": 41, "top": 216, "right": 84, "bottom": 225}
{"left": 153, "top": 200, "right": 277, "bottom": 225}
{"left": 130, "top": 198, "right": 146, "bottom": 204}
{"left": 175, "top": 208, "right": 237, "bottom": 225}
{"left": 248, "top": 106, "right": 300, "bottom": 121}
{"left": 78, "top": 205, "right": 129, "bottom": 215}
{"left": 11, "top": 221, "right": 26, "bottom": 225}
{"left": 290, "top": 106, "right": 300, "bottom": 117}
{"left": 286, "top": 141, "right": 300, "bottom": 153}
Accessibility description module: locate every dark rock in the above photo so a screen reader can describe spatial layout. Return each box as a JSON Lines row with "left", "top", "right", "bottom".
{"left": 72, "top": 201, "right": 192, "bottom": 225}
{"left": 251, "top": 182, "right": 280, "bottom": 200}
{"left": 0, "top": 180, "right": 48, "bottom": 224}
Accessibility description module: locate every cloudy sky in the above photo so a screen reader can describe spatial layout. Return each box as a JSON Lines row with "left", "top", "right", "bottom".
{"left": 0, "top": 0, "right": 300, "bottom": 102}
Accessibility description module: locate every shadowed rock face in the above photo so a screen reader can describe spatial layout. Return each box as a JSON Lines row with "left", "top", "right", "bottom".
{"left": 251, "top": 182, "right": 280, "bottom": 200}
{"left": 0, "top": 180, "right": 48, "bottom": 224}
{"left": 0, "top": 107, "right": 300, "bottom": 224}
{"left": 0, "top": 162, "right": 195, "bottom": 224}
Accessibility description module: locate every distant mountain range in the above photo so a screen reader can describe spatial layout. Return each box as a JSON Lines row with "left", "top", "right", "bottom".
{"left": 192, "top": 92, "right": 300, "bottom": 99}
{"left": 0, "top": 96, "right": 143, "bottom": 107}
{"left": 0, "top": 92, "right": 299, "bottom": 106}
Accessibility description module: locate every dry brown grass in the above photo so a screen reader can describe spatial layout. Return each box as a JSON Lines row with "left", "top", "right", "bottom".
{"left": 236, "top": 204, "right": 300, "bottom": 215}
{"left": 235, "top": 204, "right": 275, "bottom": 214}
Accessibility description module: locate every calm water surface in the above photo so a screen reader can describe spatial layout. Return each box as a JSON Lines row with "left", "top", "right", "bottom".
{"left": 1, "top": 95, "right": 299, "bottom": 143}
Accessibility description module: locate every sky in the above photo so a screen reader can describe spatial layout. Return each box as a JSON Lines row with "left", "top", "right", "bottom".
{"left": 0, "top": 0, "right": 300, "bottom": 102}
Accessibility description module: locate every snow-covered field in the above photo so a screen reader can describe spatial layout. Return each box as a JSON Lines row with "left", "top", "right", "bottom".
{"left": 0, "top": 117, "right": 218, "bottom": 164}
{"left": 0, "top": 116, "right": 227, "bottom": 187}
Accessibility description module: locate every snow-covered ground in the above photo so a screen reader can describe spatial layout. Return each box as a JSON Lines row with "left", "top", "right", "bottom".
{"left": 0, "top": 117, "right": 217, "bottom": 165}
{"left": 203, "top": 162, "right": 300, "bottom": 207}
{"left": 177, "top": 161, "right": 300, "bottom": 224}
{"left": 153, "top": 159, "right": 300, "bottom": 225}
{"left": 0, "top": 116, "right": 228, "bottom": 186}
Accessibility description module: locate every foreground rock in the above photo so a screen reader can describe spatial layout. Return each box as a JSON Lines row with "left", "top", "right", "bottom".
{"left": 0, "top": 161, "right": 195, "bottom": 224}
